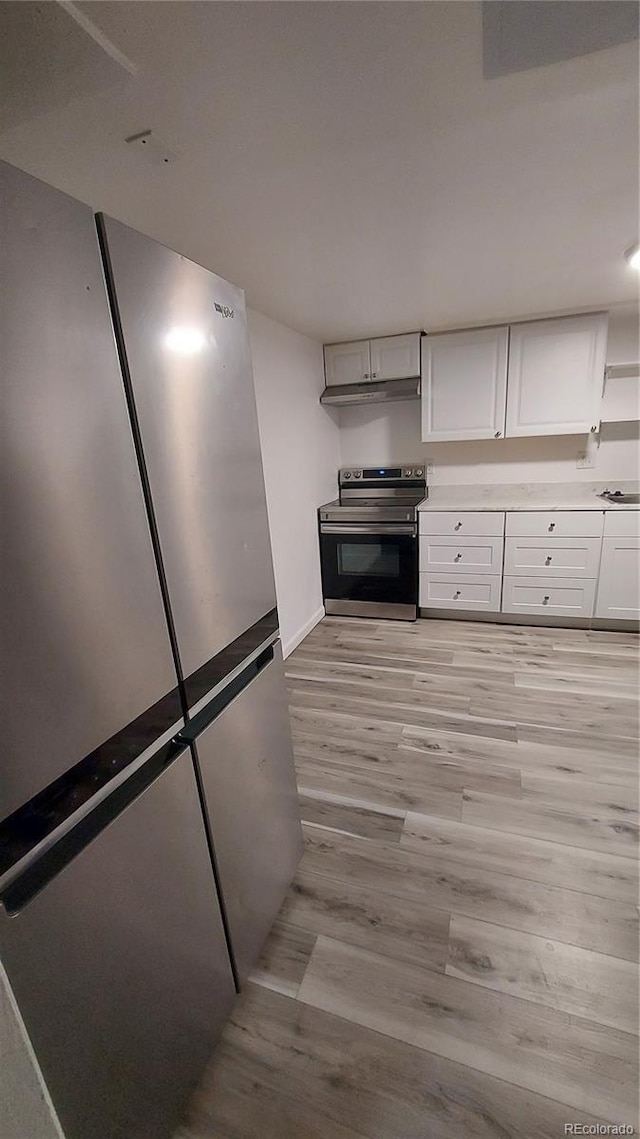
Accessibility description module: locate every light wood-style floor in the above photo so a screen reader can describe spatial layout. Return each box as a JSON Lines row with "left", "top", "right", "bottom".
{"left": 182, "top": 616, "right": 639, "bottom": 1139}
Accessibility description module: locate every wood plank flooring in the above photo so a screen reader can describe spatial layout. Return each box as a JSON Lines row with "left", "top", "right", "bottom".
{"left": 179, "top": 616, "right": 639, "bottom": 1139}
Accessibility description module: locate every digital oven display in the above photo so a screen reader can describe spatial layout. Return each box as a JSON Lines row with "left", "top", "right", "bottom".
{"left": 362, "top": 467, "right": 402, "bottom": 479}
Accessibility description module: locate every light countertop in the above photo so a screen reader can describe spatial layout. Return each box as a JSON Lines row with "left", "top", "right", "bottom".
{"left": 418, "top": 481, "right": 640, "bottom": 512}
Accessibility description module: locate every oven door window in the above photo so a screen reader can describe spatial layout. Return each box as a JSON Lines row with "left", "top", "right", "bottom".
{"left": 337, "top": 541, "right": 400, "bottom": 578}
{"left": 320, "top": 530, "right": 417, "bottom": 606}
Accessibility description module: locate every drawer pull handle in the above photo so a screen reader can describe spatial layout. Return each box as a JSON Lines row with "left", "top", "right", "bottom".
{"left": 548, "top": 522, "right": 555, "bottom": 531}
{"left": 545, "top": 556, "right": 552, "bottom": 565}
{"left": 543, "top": 595, "right": 550, "bottom": 604}
{"left": 454, "top": 590, "right": 461, "bottom": 599}
{"left": 454, "top": 553, "right": 462, "bottom": 561}
{"left": 454, "top": 521, "right": 462, "bottom": 530}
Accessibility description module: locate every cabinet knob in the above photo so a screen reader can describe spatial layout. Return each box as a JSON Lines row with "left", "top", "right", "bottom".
{"left": 548, "top": 522, "right": 555, "bottom": 531}
{"left": 543, "top": 595, "right": 550, "bottom": 604}
{"left": 494, "top": 431, "right": 502, "bottom": 438}
{"left": 454, "top": 591, "right": 461, "bottom": 599}
{"left": 454, "top": 521, "right": 462, "bottom": 530}
{"left": 363, "top": 373, "right": 369, "bottom": 379}
{"left": 590, "top": 424, "right": 598, "bottom": 433}
{"left": 371, "top": 372, "right": 378, "bottom": 378}
{"left": 545, "top": 556, "right": 552, "bottom": 565}
{"left": 454, "top": 552, "right": 462, "bottom": 561}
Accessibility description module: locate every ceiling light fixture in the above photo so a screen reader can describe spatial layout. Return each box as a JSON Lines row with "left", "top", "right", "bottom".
{"left": 624, "top": 243, "right": 640, "bottom": 270}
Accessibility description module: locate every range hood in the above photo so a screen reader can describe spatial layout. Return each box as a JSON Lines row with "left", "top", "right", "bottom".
{"left": 320, "top": 376, "right": 420, "bottom": 407}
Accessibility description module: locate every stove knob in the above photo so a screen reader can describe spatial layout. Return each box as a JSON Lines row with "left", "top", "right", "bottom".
{"left": 354, "top": 470, "right": 362, "bottom": 478}
{"left": 404, "top": 469, "right": 413, "bottom": 477}
{"left": 343, "top": 471, "right": 352, "bottom": 479}
{"left": 415, "top": 469, "right": 424, "bottom": 477}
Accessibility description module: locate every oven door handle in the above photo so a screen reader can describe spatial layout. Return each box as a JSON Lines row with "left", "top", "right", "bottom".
{"left": 320, "top": 524, "right": 417, "bottom": 536}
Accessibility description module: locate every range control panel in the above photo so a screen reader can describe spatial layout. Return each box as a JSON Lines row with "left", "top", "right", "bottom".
{"left": 339, "top": 465, "right": 425, "bottom": 484}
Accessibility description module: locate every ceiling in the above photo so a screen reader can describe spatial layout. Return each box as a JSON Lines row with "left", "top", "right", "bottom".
{"left": 0, "top": 1, "right": 638, "bottom": 343}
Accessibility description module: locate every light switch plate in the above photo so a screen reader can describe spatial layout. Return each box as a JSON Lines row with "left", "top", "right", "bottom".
{"left": 576, "top": 451, "right": 594, "bottom": 469}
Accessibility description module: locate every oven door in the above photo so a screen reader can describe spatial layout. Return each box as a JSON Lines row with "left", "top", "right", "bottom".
{"left": 319, "top": 523, "right": 418, "bottom": 619}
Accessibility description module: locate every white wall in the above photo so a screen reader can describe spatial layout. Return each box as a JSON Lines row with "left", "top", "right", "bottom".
{"left": 248, "top": 309, "right": 340, "bottom": 656}
{"left": 338, "top": 306, "right": 639, "bottom": 485}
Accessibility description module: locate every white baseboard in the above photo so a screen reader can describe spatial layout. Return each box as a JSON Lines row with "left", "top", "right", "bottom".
{"left": 281, "top": 605, "right": 325, "bottom": 659}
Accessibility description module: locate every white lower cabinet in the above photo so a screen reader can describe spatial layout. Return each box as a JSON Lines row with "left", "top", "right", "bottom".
{"left": 504, "top": 536, "right": 601, "bottom": 579}
{"left": 596, "top": 537, "right": 640, "bottom": 619}
{"left": 502, "top": 576, "right": 597, "bottom": 618}
{"left": 420, "top": 535, "right": 504, "bottom": 575}
{"left": 506, "top": 511, "right": 604, "bottom": 538}
{"left": 420, "top": 511, "right": 504, "bottom": 537}
{"left": 419, "top": 507, "right": 638, "bottom": 623}
{"left": 502, "top": 513, "right": 600, "bottom": 618}
{"left": 420, "top": 573, "right": 502, "bottom": 611}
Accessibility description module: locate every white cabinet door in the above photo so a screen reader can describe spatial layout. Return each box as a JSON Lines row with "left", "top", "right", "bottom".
{"left": 324, "top": 341, "right": 371, "bottom": 386}
{"left": 506, "top": 314, "right": 608, "bottom": 437}
{"left": 603, "top": 512, "right": 639, "bottom": 538}
{"left": 370, "top": 333, "right": 420, "bottom": 380}
{"left": 595, "top": 537, "right": 640, "bottom": 619}
{"left": 421, "top": 327, "right": 508, "bottom": 442}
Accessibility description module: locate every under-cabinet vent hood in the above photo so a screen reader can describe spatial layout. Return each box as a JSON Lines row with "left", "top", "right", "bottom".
{"left": 320, "top": 376, "right": 420, "bottom": 407}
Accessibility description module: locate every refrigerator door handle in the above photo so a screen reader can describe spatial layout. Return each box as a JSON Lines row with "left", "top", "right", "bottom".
{"left": 184, "top": 613, "right": 279, "bottom": 720}
{"left": 0, "top": 737, "right": 187, "bottom": 915}
{"left": 179, "top": 644, "right": 275, "bottom": 744}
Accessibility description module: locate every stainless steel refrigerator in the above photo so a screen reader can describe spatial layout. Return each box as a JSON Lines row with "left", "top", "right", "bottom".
{"left": 0, "top": 160, "right": 302, "bottom": 1139}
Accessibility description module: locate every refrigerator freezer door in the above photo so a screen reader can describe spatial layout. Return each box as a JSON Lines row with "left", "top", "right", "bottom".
{"left": 193, "top": 641, "right": 303, "bottom": 984}
{"left": 0, "top": 162, "right": 180, "bottom": 821}
{"left": 0, "top": 751, "right": 236, "bottom": 1139}
{"left": 98, "top": 215, "right": 277, "bottom": 695}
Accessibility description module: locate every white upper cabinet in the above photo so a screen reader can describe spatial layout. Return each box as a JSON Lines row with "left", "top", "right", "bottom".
{"left": 421, "top": 312, "right": 608, "bottom": 442}
{"left": 421, "top": 326, "right": 508, "bottom": 442}
{"left": 370, "top": 333, "right": 421, "bottom": 380}
{"left": 324, "top": 340, "right": 371, "bottom": 386}
{"left": 505, "top": 313, "right": 608, "bottom": 437}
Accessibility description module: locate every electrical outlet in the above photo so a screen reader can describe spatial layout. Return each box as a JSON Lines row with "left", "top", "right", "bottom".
{"left": 425, "top": 462, "right": 434, "bottom": 475}
{"left": 576, "top": 451, "right": 594, "bottom": 469}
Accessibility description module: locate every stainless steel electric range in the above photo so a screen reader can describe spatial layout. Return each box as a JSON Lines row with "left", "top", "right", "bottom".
{"left": 318, "top": 464, "right": 427, "bottom": 620}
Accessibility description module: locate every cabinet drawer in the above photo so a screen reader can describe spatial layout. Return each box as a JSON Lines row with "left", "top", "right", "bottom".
{"left": 419, "top": 511, "right": 504, "bottom": 537}
{"left": 506, "top": 511, "right": 604, "bottom": 537}
{"left": 420, "top": 573, "right": 502, "bottom": 611}
{"left": 504, "top": 536, "right": 601, "bottom": 578}
{"left": 603, "top": 511, "right": 640, "bottom": 538}
{"left": 502, "top": 576, "right": 596, "bottom": 618}
{"left": 420, "top": 536, "right": 503, "bottom": 575}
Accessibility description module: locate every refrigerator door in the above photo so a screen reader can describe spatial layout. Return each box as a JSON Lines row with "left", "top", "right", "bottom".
{"left": 98, "top": 215, "right": 277, "bottom": 705}
{"left": 192, "top": 641, "right": 303, "bottom": 984}
{"left": 0, "top": 162, "right": 180, "bottom": 821}
{"left": 0, "top": 750, "right": 236, "bottom": 1139}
